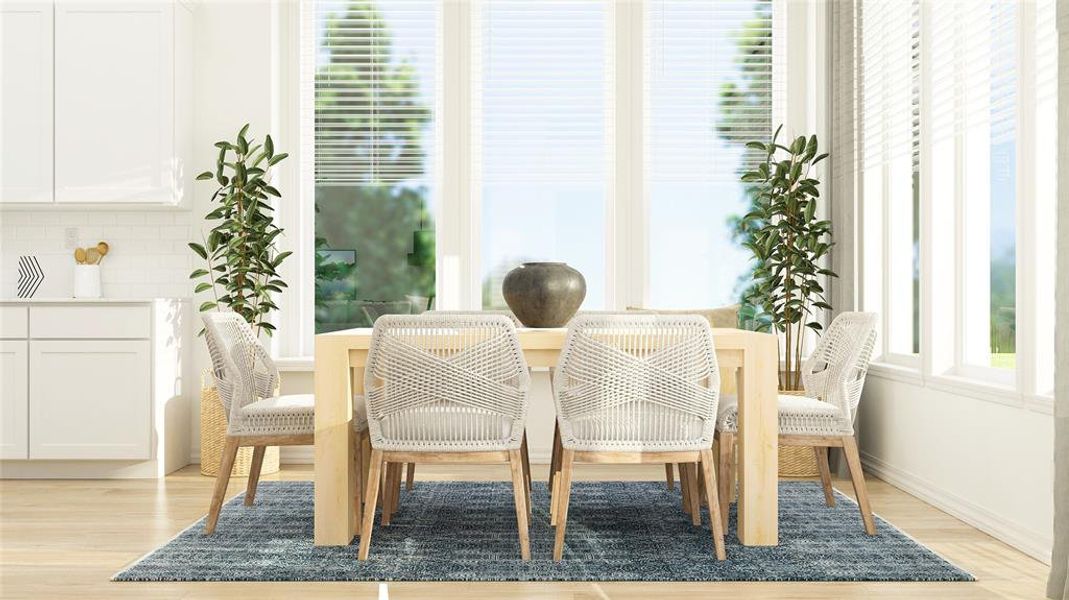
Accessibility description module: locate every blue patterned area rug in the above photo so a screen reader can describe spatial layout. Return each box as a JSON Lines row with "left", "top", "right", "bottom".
{"left": 114, "top": 480, "right": 973, "bottom": 582}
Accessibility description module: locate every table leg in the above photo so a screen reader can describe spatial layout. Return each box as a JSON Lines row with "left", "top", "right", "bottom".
{"left": 314, "top": 338, "right": 357, "bottom": 546}
{"left": 735, "top": 335, "right": 779, "bottom": 546}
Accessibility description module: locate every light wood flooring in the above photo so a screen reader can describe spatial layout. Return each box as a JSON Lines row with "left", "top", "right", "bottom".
{"left": 0, "top": 464, "right": 1051, "bottom": 600}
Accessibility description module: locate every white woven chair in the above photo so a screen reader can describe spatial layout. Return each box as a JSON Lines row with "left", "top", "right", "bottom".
{"left": 550, "top": 314, "right": 726, "bottom": 561}
{"left": 715, "top": 311, "right": 879, "bottom": 534}
{"left": 426, "top": 309, "right": 522, "bottom": 325}
{"left": 358, "top": 314, "right": 532, "bottom": 560}
{"left": 201, "top": 312, "right": 368, "bottom": 534}
{"left": 376, "top": 309, "right": 530, "bottom": 516}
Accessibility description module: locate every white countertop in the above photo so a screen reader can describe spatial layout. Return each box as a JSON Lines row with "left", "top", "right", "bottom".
{"left": 0, "top": 297, "right": 188, "bottom": 304}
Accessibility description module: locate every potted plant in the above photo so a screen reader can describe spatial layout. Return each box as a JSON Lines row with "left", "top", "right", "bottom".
{"left": 737, "top": 126, "right": 836, "bottom": 478}
{"left": 189, "top": 124, "right": 289, "bottom": 477}
{"left": 737, "top": 125, "right": 836, "bottom": 390}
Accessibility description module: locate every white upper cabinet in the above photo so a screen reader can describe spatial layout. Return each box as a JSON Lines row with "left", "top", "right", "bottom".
{"left": 54, "top": 1, "right": 177, "bottom": 204}
{"left": 0, "top": 1, "right": 190, "bottom": 207}
{"left": 0, "top": 3, "right": 54, "bottom": 204}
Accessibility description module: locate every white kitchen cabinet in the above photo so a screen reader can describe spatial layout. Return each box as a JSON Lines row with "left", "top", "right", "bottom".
{"left": 0, "top": 299, "right": 191, "bottom": 477}
{"left": 0, "top": 2, "right": 54, "bottom": 204}
{"left": 0, "top": 1, "right": 191, "bottom": 207}
{"left": 0, "top": 341, "right": 29, "bottom": 459}
{"left": 54, "top": 1, "right": 176, "bottom": 204}
{"left": 29, "top": 340, "right": 152, "bottom": 460}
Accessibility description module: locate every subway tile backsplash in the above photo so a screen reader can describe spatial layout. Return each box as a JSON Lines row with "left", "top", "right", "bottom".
{"left": 0, "top": 210, "right": 194, "bottom": 299}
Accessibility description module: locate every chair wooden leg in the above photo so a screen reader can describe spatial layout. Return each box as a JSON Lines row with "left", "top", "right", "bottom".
{"left": 358, "top": 449, "right": 384, "bottom": 560}
{"left": 352, "top": 433, "right": 364, "bottom": 527}
{"left": 685, "top": 463, "right": 701, "bottom": 526}
{"left": 842, "top": 436, "right": 876, "bottom": 535}
{"left": 360, "top": 432, "right": 372, "bottom": 502}
{"left": 699, "top": 449, "right": 727, "bottom": 560}
{"left": 717, "top": 431, "right": 735, "bottom": 530}
{"left": 405, "top": 462, "right": 416, "bottom": 491}
{"left": 696, "top": 462, "right": 708, "bottom": 506}
{"left": 519, "top": 435, "right": 531, "bottom": 518}
{"left": 520, "top": 432, "right": 532, "bottom": 494}
{"left": 550, "top": 470, "right": 561, "bottom": 526}
{"left": 244, "top": 445, "right": 266, "bottom": 506}
{"left": 381, "top": 463, "right": 394, "bottom": 525}
{"left": 678, "top": 462, "right": 692, "bottom": 515}
{"left": 553, "top": 449, "right": 575, "bottom": 561}
{"left": 550, "top": 426, "right": 563, "bottom": 525}
{"left": 549, "top": 422, "right": 561, "bottom": 491}
{"left": 382, "top": 463, "right": 401, "bottom": 525}
{"left": 664, "top": 463, "right": 675, "bottom": 490}
{"left": 379, "top": 463, "right": 390, "bottom": 525}
{"left": 204, "top": 437, "right": 240, "bottom": 534}
{"left": 508, "top": 449, "right": 532, "bottom": 560}
{"left": 815, "top": 446, "right": 836, "bottom": 507}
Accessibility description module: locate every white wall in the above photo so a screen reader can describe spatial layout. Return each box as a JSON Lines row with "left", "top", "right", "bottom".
{"left": 0, "top": 1, "right": 280, "bottom": 469}
{"left": 186, "top": 0, "right": 277, "bottom": 462}
{"left": 858, "top": 374, "right": 1054, "bottom": 562}
{"left": 0, "top": 211, "right": 193, "bottom": 299}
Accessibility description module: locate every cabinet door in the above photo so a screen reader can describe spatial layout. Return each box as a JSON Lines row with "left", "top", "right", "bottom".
{"left": 54, "top": 2, "right": 174, "bottom": 204}
{"left": 0, "top": 3, "right": 54, "bottom": 204}
{"left": 0, "top": 341, "right": 28, "bottom": 459}
{"left": 29, "top": 340, "right": 150, "bottom": 460}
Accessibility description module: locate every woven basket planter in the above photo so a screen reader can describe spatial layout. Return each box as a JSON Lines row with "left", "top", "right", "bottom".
{"left": 200, "top": 374, "right": 279, "bottom": 478}
{"left": 778, "top": 389, "right": 820, "bottom": 478}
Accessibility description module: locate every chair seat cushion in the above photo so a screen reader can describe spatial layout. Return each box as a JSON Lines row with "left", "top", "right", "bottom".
{"left": 716, "top": 393, "right": 849, "bottom": 436}
{"left": 559, "top": 403, "right": 711, "bottom": 452}
{"left": 233, "top": 393, "right": 368, "bottom": 436}
{"left": 371, "top": 406, "right": 517, "bottom": 451}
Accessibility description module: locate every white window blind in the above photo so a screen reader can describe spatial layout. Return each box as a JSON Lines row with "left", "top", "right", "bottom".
{"left": 313, "top": 0, "right": 438, "bottom": 185}
{"left": 645, "top": 0, "right": 778, "bottom": 309}
{"left": 647, "top": 0, "right": 776, "bottom": 182}
{"left": 859, "top": 0, "right": 915, "bottom": 169}
{"left": 858, "top": 0, "right": 920, "bottom": 356}
{"left": 929, "top": 1, "right": 1017, "bottom": 142}
{"left": 473, "top": 0, "right": 611, "bottom": 184}
{"left": 475, "top": 0, "right": 611, "bottom": 309}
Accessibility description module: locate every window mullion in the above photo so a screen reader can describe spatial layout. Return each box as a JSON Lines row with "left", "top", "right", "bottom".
{"left": 612, "top": 0, "right": 645, "bottom": 310}
{"left": 1015, "top": 0, "right": 1037, "bottom": 396}
{"left": 441, "top": 0, "right": 476, "bottom": 310}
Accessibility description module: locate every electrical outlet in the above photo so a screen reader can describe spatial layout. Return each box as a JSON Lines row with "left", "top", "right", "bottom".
{"left": 64, "top": 227, "right": 80, "bottom": 250}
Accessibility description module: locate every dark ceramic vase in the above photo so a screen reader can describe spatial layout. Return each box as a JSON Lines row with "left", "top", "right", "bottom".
{"left": 502, "top": 262, "right": 586, "bottom": 328}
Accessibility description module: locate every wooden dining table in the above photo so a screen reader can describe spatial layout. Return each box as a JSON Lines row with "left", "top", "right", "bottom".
{"left": 313, "top": 326, "right": 780, "bottom": 547}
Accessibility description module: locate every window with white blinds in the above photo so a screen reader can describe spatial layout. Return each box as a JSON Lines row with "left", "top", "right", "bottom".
{"left": 858, "top": 0, "right": 920, "bottom": 357}
{"left": 929, "top": 0, "right": 1019, "bottom": 371}
{"left": 297, "top": 0, "right": 787, "bottom": 341}
{"left": 310, "top": 0, "right": 439, "bottom": 333}
{"left": 313, "top": 0, "right": 437, "bottom": 185}
{"left": 855, "top": 0, "right": 1058, "bottom": 393}
{"left": 475, "top": 0, "right": 611, "bottom": 309}
{"left": 646, "top": 0, "right": 777, "bottom": 308}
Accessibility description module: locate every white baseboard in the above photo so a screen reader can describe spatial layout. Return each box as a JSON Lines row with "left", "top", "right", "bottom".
{"left": 0, "top": 459, "right": 181, "bottom": 479}
{"left": 861, "top": 451, "right": 1052, "bottom": 564}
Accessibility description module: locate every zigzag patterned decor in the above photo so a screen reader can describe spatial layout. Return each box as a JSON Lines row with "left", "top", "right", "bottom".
{"left": 16, "top": 256, "right": 44, "bottom": 299}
